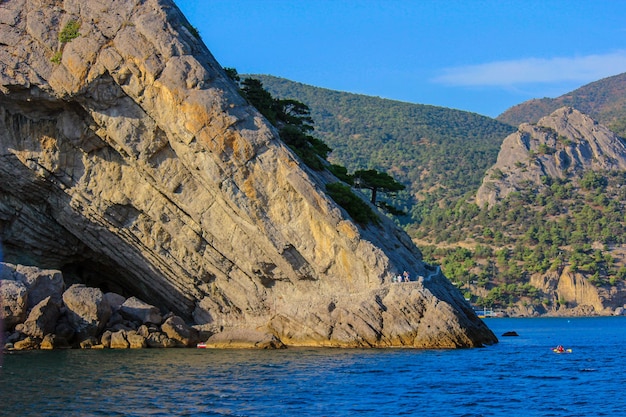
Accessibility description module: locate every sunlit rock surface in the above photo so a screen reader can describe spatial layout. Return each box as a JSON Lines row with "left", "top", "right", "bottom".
{"left": 477, "top": 107, "right": 626, "bottom": 208}
{"left": 0, "top": 0, "right": 495, "bottom": 347}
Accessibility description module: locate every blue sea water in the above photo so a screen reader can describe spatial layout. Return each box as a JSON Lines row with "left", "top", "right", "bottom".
{"left": 0, "top": 317, "right": 624, "bottom": 416}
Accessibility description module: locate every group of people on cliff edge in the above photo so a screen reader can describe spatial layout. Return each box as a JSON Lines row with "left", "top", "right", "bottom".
{"left": 392, "top": 271, "right": 411, "bottom": 283}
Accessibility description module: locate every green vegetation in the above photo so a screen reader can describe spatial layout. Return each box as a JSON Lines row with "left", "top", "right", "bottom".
{"left": 352, "top": 169, "right": 405, "bottom": 205}
{"left": 248, "top": 74, "right": 626, "bottom": 310}
{"left": 326, "top": 183, "right": 379, "bottom": 226}
{"left": 226, "top": 69, "right": 404, "bottom": 225}
{"left": 233, "top": 75, "right": 329, "bottom": 170}
{"left": 237, "top": 74, "right": 626, "bottom": 310}
{"left": 59, "top": 20, "right": 81, "bottom": 43}
{"left": 497, "top": 72, "right": 626, "bottom": 138}
{"left": 418, "top": 171, "right": 626, "bottom": 308}
{"left": 184, "top": 23, "right": 201, "bottom": 39}
{"left": 51, "top": 51, "right": 63, "bottom": 64}
{"left": 52, "top": 19, "right": 81, "bottom": 64}
{"left": 249, "top": 74, "right": 516, "bottom": 225}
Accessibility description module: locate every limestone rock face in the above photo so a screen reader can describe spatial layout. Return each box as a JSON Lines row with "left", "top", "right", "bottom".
{"left": 109, "top": 330, "right": 130, "bottom": 349}
{"left": 104, "top": 292, "right": 126, "bottom": 313}
{"left": 40, "top": 334, "right": 70, "bottom": 350}
{"left": 204, "top": 329, "right": 286, "bottom": 349}
{"left": 161, "top": 315, "right": 198, "bottom": 347}
{"left": 10, "top": 265, "right": 65, "bottom": 309}
{"left": 477, "top": 107, "right": 626, "bottom": 208}
{"left": 126, "top": 331, "right": 147, "bottom": 349}
{"left": 530, "top": 267, "right": 626, "bottom": 315}
{"left": 0, "top": 0, "right": 495, "bottom": 347}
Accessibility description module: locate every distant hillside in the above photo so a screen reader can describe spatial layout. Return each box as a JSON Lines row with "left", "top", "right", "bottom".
{"left": 497, "top": 72, "right": 626, "bottom": 137}
{"left": 248, "top": 74, "right": 516, "bottom": 218}
{"left": 417, "top": 108, "right": 626, "bottom": 316}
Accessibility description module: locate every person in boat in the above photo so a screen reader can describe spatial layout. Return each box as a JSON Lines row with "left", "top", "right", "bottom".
{"left": 556, "top": 345, "right": 564, "bottom": 353}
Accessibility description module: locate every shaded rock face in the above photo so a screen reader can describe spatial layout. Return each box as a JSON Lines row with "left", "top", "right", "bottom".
{"left": 0, "top": 280, "right": 28, "bottom": 328}
{"left": 120, "top": 296, "right": 162, "bottom": 325}
{"left": 476, "top": 107, "right": 626, "bottom": 208}
{"left": 1, "top": 263, "right": 198, "bottom": 350}
{"left": 0, "top": 0, "right": 495, "bottom": 347}
{"left": 161, "top": 315, "right": 199, "bottom": 347}
{"left": 17, "top": 295, "right": 61, "bottom": 338}
{"left": 62, "top": 284, "right": 111, "bottom": 339}
{"left": 0, "top": 262, "right": 65, "bottom": 327}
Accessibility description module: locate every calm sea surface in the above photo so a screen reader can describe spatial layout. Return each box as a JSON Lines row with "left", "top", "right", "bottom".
{"left": 1, "top": 317, "right": 624, "bottom": 416}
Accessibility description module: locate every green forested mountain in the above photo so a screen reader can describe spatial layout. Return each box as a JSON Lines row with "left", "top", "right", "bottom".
{"left": 497, "top": 72, "right": 626, "bottom": 138}
{"left": 248, "top": 74, "right": 516, "bottom": 220}
{"left": 415, "top": 108, "right": 626, "bottom": 314}
{"left": 417, "top": 169, "right": 626, "bottom": 314}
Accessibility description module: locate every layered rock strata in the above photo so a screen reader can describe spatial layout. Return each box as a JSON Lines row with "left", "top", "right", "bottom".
{"left": 0, "top": 0, "right": 495, "bottom": 347}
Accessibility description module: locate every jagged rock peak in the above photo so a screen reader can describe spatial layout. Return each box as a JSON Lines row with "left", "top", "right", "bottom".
{"left": 476, "top": 107, "right": 626, "bottom": 208}
{"left": 0, "top": 0, "right": 496, "bottom": 347}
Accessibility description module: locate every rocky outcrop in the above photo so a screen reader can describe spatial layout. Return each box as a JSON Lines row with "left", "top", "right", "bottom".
{"left": 529, "top": 267, "right": 626, "bottom": 316}
{"left": 1, "top": 262, "right": 65, "bottom": 328}
{"left": 160, "top": 315, "right": 199, "bottom": 347}
{"left": 120, "top": 297, "right": 162, "bottom": 325}
{"left": 0, "top": 279, "right": 27, "bottom": 328}
{"left": 62, "top": 284, "right": 111, "bottom": 339}
{"left": 17, "top": 295, "right": 61, "bottom": 338}
{"left": 477, "top": 107, "right": 626, "bottom": 208}
{"left": 0, "top": 0, "right": 495, "bottom": 347}
{"left": 1, "top": 262, "right": 200, "bottom": 350}
{"left": 204, "top": 329, "right": 286, "bottom": 349}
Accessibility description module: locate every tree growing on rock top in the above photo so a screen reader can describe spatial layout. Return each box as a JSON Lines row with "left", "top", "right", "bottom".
{"left": 353, "top": 169, "right": 406, "bottom": 206}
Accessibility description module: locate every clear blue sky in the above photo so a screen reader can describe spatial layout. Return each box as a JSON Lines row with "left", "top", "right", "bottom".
{"left": 174, "top": 0, "right": 626, "bottom": 118}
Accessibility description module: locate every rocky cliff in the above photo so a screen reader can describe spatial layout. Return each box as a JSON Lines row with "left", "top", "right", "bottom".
{"left": 476, "top": 107, "right": 626, "bottom": 208}
{"left": 0, "top": 0, "right": 495, "bottom": 348}
{"left": 529, "top": 267, "right": 626, "bottom": 316}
